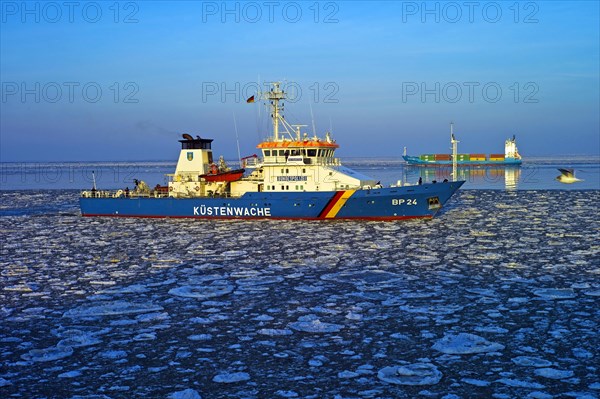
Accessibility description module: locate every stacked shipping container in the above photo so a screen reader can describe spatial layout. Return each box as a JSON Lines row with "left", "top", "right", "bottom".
{"left": 416, "top": 153, "right": 508, "bottom": 162}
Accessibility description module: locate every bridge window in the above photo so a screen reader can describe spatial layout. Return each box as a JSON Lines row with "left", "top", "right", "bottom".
{"left": 307, "top": 149, "right": 317, "bottom": 157}
{"left": 264, "top": 150, "right": 271, "bottom": 156}
{"left": 181, "top": 141, "right": 212, "bottom": 150}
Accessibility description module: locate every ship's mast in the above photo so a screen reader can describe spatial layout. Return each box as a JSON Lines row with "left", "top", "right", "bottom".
{"left": 450, "top": 122, "right": 459, "bottom": 182}
{"left": 256, "top": 82, "right": 326, "bottom": 142}
{"left": 266, "top": 82, "right": 285, "bottom": 142}
{"left": 92, "top": 171, "right": 97, "bottom": 190}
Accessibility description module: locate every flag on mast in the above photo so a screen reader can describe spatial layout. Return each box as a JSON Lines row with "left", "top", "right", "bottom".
{"left": 246, "top": 95, "right": 255, "bottom": 103}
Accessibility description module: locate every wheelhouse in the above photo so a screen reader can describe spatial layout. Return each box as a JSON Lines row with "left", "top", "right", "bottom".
{"left": 258, "top": 140, "right": 339, "bottom": 165}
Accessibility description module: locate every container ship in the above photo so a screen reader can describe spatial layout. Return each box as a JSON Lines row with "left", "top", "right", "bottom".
{"left": 80, "top": 82, "right": 464, "bottom": 220}
{"left": 403, "top": 123, "right": 522, "bottom": 166}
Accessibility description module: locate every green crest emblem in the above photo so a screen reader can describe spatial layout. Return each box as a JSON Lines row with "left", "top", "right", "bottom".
{"left": 187, "top": 152, "right": 193, "bottom": 161}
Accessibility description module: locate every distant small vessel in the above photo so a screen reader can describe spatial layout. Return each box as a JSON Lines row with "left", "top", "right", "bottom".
{"left": 556, "top": 168, "right": 582, "bottom": 184}
{"left": 80, "top": 82, "right": 464, "bottom": 220}
{"left": 403, "top": 123, "right": 522, "bottom": 166}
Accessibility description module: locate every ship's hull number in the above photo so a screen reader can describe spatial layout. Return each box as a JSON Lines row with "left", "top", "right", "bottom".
{"left": 391, "top": 199, "right": 417, "bottom": 206}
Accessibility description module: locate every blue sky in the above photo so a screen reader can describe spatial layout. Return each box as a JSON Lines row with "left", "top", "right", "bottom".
{"left": 1, "top": 1, "right": 598, "bottom": 161}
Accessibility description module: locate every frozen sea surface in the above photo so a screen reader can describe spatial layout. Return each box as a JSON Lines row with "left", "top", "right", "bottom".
{"left": 1, "top": 190, "right": 599, "bottom": 398}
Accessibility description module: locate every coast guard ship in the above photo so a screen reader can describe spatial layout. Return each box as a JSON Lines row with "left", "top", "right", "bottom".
{"left": 80, "top": 82, "right": 464, "bottom": 220}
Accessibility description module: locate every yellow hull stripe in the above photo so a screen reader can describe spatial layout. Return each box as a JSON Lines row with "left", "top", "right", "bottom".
{"left": 324, "top": 190, "right": 356, "bottom": 218}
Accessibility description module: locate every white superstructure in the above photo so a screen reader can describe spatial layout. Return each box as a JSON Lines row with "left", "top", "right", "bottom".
{"left": 167, "top": 82, "right": 378, "bottom": 199}
{"left": 505, "top": 136, "right": 521, "bottom": 159}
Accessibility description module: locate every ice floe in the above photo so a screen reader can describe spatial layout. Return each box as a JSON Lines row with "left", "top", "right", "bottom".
{"left": 338, "top": 370, "right": 360, "bottom": 379}
{"left": 474, "top": 326, "right": 509, "bottom": 334}
{"left": 57, "top": 332, "right": 102, "bottom": 348}
{"left": 462, "top": 378, "right": 491, "bottom": 387}
{"left": 168, "top": 283, "right": 234, "bottom": 299}
{"left": 533, "top": 288, "right": 577, "bottom": 300}
{"left": 432, "top": 333, "right": 505, "bottom": 354}
{"left": 378, "top": 363, "right": 442, "bottom": 385}
{"left": 321, "top": 270, "right": 405, "bottom": 286}
{"left": 133, "top": 332, "right": 156, "bottom": 341}
{"left": 63, "top": 301, "right": 163, "bottom": 318}
{"left": 534, "top": 368, "right": 575, "bottom": 379}
{"left": 275, "top": 390, "right": 298, "bottom": 397}
{"left": 288, "top": 315, "right": 344, "bottom": 333}
{"left": 187, "top": 334, "right": 213, "bottom": 341}
{"left": 512, "top": 356, "right": 553, "bottom": 367}
{"left": 100, "top": 350, "right": 127, "bottom": 359}
{"left": 235, "top": 275, "right": 284, "bottom": 286}
{"left": 58, "top": 370, "right": 82, "bottom": 378}
{"left": 496, "top": 378, "right": 545, "bottom": 389}
{"left": 399, "top": 304, "right": 464, "bottom": 315}
{"left": 21, "top": 345, "right": 74, "bottom": 362}
{"left": 168, "top": 389, "right": 202, "bottom": 399}
{"left": 572, "top": 348, "right": 593, "bottom": 359}
{"left": 212, "top": 371, "right": 250, "bottom": 383}
{"left": 257, "top": 328, "right": 293, "bottom": 336}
